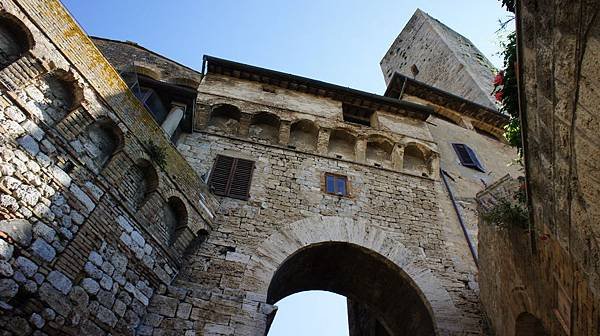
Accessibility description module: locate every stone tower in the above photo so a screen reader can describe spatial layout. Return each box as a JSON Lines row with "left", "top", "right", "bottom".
{"left": 380, "top": 9, "right": 498, "bottom": 109}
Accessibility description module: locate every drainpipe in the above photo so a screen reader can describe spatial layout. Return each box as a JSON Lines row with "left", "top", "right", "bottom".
{"left": 440, "top": 168, "right": 478, "bottom": 267}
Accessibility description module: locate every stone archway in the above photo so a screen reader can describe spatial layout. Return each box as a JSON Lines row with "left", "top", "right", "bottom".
{"left": 241, "top": 216, "right": 463, "bottom": 335}
{"left": 515, "top": 312, "right": 548, "bottom": 336}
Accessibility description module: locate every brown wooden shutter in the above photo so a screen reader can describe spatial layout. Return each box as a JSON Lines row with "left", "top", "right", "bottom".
{"left": 228, "top": 158, "right": 254, "bottom": 200}
{"left": 208, "top": 155, "right": 235, "bottom": 196}
{"left": 208, "top": 155, "right": 254, "bottom": 200}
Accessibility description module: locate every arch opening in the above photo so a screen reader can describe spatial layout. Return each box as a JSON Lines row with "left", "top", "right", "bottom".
{"left": 403, "top": 143, "right": 430, "bottom": 177}
{"left": 289, "top": 119, "right": 318, "bottom": 151}
{"left": 366, "top": 136, "right": 393, "bottom": 167}
{"left": 164, "top": 196, "right": 188, "bottom": 244}
{"left": 267, "top": 242, "right": 436, "bottom": 336}
{"left": 515, "top": 312, "right": 548, "bottom": 336}
{"left": 249, "top": 112, "right": 280, "bottom": 144}
{"left": 0, "top": 13, "right": 32, "bottom": 69}
{"left": 121, "top": 159, "right": 159, "bottom": 210}
{"left": 18, "top": 72, "right": 81, "bottom": 126}
{"left": 208, "top": 104, "right": 241, "bottom": 134}
{"left": 79, "top": 119, "right": 123, "bottom": 173}
{"left": 328, "top": 129, "right": 356, "bottom": 160}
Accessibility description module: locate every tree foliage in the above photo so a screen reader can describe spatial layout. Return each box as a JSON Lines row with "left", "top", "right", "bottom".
{"left": 500, "top": 0, "right": 516, "bottom": 13}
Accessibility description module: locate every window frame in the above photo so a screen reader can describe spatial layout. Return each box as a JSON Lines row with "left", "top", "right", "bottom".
{"left": 451, "top": 143, "right": 485, "bottom": 172}
{"left": 323, "top": 172, "right": 350, "bottom": 197}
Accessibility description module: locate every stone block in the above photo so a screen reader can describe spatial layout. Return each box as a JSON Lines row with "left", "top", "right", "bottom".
{"left": 81, "top": 278, "right": 100, "bottom": 295}
{"left": 148, "top": 294, "right": 179, "bottom": 317}
{"left": 16, "top": 256, "right": 38, "bottom": 277}
{"left": 47, "top": 271, "right": 72, "bottom": 295}
{"left": 31, "top": 239, "right": 56, "bottom": 262}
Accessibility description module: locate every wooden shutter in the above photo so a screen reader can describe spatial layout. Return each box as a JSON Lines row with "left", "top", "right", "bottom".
{"left": 208, "top": 155, "right": 254, "bottom": 200}
{"left": 228, "top": 158, "right": 254, "bottom": 200}
{"left": 452, "top": 143, "right": 484, "bottom": 172}
{"left": 208, "top": 155, "right": 235, "bottom": 196}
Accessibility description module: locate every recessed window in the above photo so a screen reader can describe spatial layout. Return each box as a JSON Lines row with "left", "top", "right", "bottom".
{"left": 324, "top": 173, "right": 349, "bottom": 197}
{"left": 342, "top": 103, "right": 373, "bottom": 127}
{"left": 208, "top": 155, "right": 255, "bottom": 200}
{"left": 452, "top": 143, "right": 484, "bottom": 172}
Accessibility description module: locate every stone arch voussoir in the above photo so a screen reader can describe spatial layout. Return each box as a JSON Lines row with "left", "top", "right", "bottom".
{"left": 243, "top": 215, "right": 463, "bottom": 335}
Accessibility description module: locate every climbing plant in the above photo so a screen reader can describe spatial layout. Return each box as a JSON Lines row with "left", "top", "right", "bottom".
{"left": 493, "top": 0, "right": 521, "bottom": 155}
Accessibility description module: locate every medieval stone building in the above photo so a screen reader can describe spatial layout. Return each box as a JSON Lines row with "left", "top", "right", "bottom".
{"left": 2, "top": 1, "right": 594, "bottom": 336}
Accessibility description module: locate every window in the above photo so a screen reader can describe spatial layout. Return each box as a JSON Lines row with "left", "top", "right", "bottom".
{"left": 324, "top": 173, "right": 349, "bottom": 197}
{"left": 342, "top": 103, "right": 374, "bottom": 127}
{"left": 452, "top": 143, "right": 484, "bottom": 172}
{"left": 208, "top": 155, "right": 254, "bottom": 200}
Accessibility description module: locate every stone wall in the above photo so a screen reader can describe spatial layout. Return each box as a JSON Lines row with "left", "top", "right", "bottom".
{"left": 0, "top": 0, "right": 214, "bottom": 335}
{"left": 478, "top": 0, "right": 600, "bottom": 335}
{"left": 478, "top": 176, "right": 599, "bottom": 336}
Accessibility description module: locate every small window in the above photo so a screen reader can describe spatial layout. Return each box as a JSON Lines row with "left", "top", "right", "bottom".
{"left": 452, "top": 143, "right": 484, "bottom": 172}
{"left": 342, "top": 103, "right": 373, "bottom": 127}
{"left": 208, "top": 155, "right": 255, "bottom": 200}
{"left": 324, "top": 173, "right": 348, "bottom": 197}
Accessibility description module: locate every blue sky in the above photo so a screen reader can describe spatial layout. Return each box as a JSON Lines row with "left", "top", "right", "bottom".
{"left": 60, "top": 1, "right": 511, "bottom": 334}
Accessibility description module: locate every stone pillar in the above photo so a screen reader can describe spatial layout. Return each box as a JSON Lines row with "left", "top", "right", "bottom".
{"left": 278, "top": 121, "right": 291, "bottom": 146}
{"left": 161, "top": 103, "right": 186, "bottom": 138}
{"left": 239, "top": 113, "right": 252, "bottom": 137}
{"left": 429, "top": 153, "right": 440, "bottom": 179}
{"left": 391, "top": 145, "right": 404, "bottom": 171}
{"left": 317, "top": 128, "right": 330, "bottom": 155}
{"left": 355, "top": 137, "right": 367, "bottom": 163}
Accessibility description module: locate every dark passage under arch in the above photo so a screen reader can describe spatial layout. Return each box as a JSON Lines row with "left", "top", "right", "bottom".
{"left": 267, "top": 242, "right": 436, "bottom": 336}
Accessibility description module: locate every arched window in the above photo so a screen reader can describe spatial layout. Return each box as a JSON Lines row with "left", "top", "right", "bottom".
{"left": 122, "top": 159, "right": 159, "bottom": 210}
{"left": 79, "top": 119, "right": 123, "bottom": 173}
{"left": 366, "top": 136, "right": 393, "bottom": 167}
{"left": 207, "top": 104, "right": 241, "bottom": 134}
{"left": 249, "top": 112, "right": 280, "bottom": 144}
{"left": 515, "top": 312, "right": 548, "bottom": 336}
{"left": 289, "top": 119, "right": 318, "bottom": 151}
{"left": 0, "top": 14, "right": 32, "bottom": 69}
{"left": 403, "top": 143, "right": 430, "bottom": 177}
{"left": 163, "top": 196, "right": 188, "bottom": 245}
{"left": 328, "top": 129, "right": 356, "bottom": 160}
